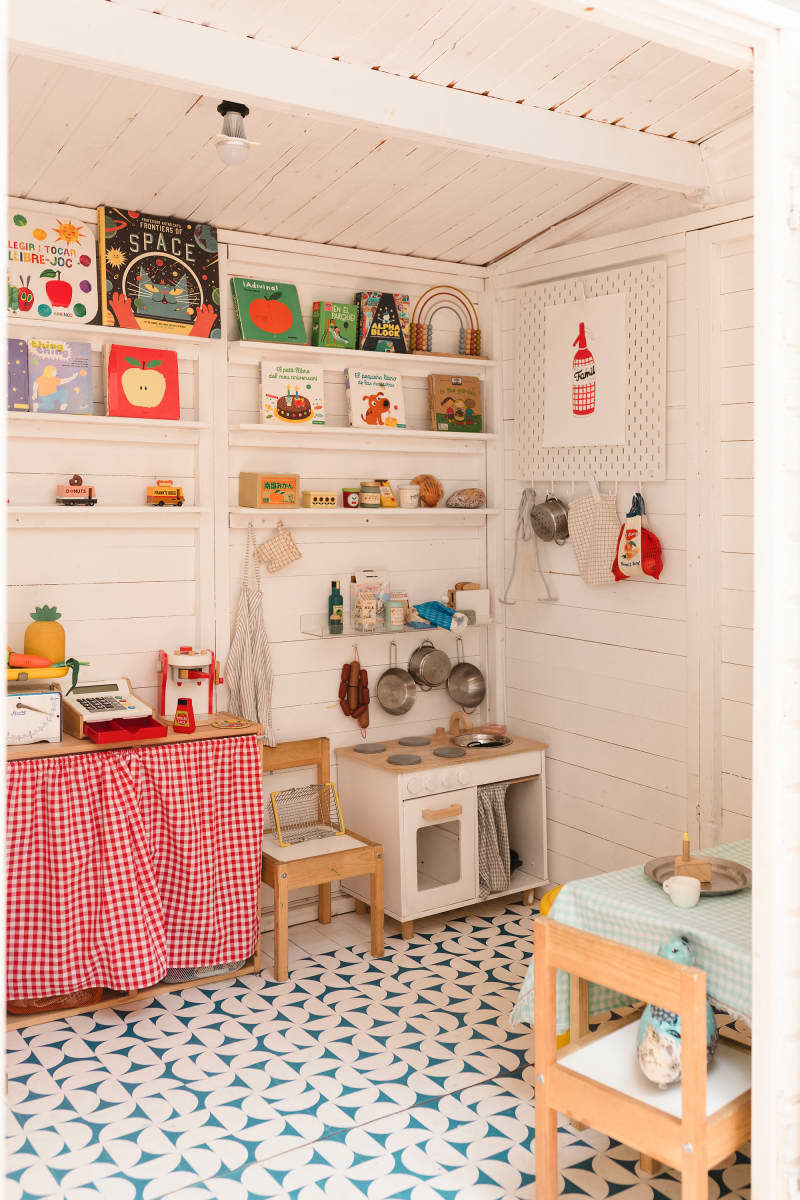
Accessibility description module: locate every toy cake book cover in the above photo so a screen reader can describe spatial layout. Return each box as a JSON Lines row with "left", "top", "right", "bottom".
{"left": 28, "top": 339, "right": 93, "bottom": 414}
{"left": 260, "top": 363, "right": 325, "bottom": 426}
{"left": 97, "top": 207, "right": 220, "bottom": 338}
{"left": 105, "top": 343, "right": 180, "bottom": 420}
{"left": 345, "top": 368, "right": 405, "bottom": 429}
{"left": 8, "top": 205, "right": 99, "bottom": 324}
{"left": 231, "top": 278, "right": 307, "bottom": 344}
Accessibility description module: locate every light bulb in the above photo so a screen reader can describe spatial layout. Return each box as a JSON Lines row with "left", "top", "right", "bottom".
{"left": 217, "top": 137, "right": 250, "bottom": 166}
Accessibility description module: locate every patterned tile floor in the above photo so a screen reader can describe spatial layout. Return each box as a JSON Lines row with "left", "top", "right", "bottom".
{"left": 6, "top": 901, "right": 750, "bottom": 1199}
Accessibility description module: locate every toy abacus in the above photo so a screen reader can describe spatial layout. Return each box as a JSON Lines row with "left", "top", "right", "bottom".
{"left": 409, "top": 286, "right": 482, "bottom": 357}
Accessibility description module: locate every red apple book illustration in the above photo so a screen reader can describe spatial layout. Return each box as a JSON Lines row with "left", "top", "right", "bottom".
{"left": 121, "top": 355, "right": 166, "bottom": 408}
{"left": 249, "top": 291, "right": 293, "bottom": 334}
{"left": 40, "top": 268, "right": 73, "bottom": 308}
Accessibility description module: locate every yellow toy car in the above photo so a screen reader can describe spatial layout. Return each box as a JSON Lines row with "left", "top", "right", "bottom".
{"left": 146, "top": 480, "right": 185, "bottom": 507}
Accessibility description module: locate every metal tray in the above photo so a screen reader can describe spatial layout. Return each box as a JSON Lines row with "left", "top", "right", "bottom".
{"left": 644, "top": 856, "right": 752, "bottom": 895}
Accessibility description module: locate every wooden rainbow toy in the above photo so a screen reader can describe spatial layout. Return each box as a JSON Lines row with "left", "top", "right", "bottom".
{"left": 409, "top": 286, "right": 482, "bottom": 357}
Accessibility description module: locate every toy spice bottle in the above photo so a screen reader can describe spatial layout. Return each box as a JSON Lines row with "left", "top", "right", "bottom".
{"left": 173, "top": 696, "right": 196, "bottom": 734}
{"left": 328, "top": 580, "right": 344, "bottom": 636}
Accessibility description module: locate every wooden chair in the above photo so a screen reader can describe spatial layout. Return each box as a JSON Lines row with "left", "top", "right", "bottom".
{"left": 533, "top": 918, "right": 751, "bottom": 1200}
{"left": 261, "top": 737, "right": 384, "bottom": 980}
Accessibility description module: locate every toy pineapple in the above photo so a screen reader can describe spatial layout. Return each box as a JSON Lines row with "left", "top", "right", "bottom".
{"left": 24, "top": 605, "right": 65, "bottom": 664}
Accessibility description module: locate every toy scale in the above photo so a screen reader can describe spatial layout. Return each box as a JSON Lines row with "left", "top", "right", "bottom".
{"left": 158, "top": 646, "right": 217, "bottom": 719}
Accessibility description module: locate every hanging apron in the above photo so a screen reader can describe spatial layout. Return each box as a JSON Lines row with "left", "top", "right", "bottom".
{"left": 225, "top": 524, "right": 276, "bottom": 746}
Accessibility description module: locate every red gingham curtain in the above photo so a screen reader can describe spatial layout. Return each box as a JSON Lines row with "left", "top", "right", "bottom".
{"left": 6, "top": 735, "right": 263, "bottom": 1001}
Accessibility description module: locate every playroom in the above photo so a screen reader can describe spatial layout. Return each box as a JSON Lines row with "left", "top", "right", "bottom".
{"left": 5, "top": 2, "right": 799, "bottom": 1197}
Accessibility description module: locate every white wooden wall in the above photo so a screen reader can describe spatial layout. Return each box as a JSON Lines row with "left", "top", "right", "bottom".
{"left": 496, "top": 214, "right": 754, "bottom": 882}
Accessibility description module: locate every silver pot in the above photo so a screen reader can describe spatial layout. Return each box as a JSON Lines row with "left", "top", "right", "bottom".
{"left": 408, "top": 639, "right": 451, "bottom": 691}
{"left": 446, "top": 637, "right": 486, "bottom": 713}
{"left": 376, "top": 641, "right": 416, "bottom": 715}
{"left": 531, "top": 492, "right": 569, "bottom": 544}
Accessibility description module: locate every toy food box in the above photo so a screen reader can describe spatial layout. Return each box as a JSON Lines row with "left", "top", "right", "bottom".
{"left": 310, "top": 302, "right": 358, "bottom": 349}
{"left": 428, "top": 373, "right": 482, "bottom": 433}
{"left": 238, "top": 473, "right": 299, "bottom": 508}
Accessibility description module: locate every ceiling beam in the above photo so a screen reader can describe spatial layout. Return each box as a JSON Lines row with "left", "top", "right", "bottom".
{"left": 532, "top": 0, "right": 790, "bottom": 69}
{"left": 9, "top": 0, "right": 707, "bottom": 194}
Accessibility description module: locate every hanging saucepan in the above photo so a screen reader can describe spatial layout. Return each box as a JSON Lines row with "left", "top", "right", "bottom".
{"left": 408, "top": 639, "right": 451, "bottom": 691}
{"left": 447, "top": 637, "right": 486, "bottom": 713}
{"left": 531, "top": 492, "right": 570, "bottom": 545}
{"left": 376, "top": 641, "right": 416, "bottom": 715}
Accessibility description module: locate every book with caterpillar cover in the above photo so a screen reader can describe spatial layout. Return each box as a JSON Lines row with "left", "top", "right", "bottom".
{"left": 97, "top": 207, "right": 220, "bottom": 337}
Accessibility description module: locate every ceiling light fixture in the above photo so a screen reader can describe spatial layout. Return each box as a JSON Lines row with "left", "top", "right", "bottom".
{"left": 215, "top": 100, "right": 257, "bottom": 166}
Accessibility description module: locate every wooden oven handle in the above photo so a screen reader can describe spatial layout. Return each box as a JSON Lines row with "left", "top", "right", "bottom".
{"left": 421, "top": 804, "right": 462, "bottom": 821}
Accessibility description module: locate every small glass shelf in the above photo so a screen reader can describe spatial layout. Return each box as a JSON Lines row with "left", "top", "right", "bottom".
{"left": 299, "top": 614, "right": 493, "bottom": 639}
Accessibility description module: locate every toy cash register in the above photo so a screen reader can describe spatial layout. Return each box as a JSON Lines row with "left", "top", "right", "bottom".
{"left": 61, "top": 678, "right": 166, "bottom": 742}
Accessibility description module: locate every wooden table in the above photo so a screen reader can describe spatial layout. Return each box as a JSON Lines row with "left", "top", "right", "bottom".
{"left": 261, "top": 830, "right": 384, "bottom": 980}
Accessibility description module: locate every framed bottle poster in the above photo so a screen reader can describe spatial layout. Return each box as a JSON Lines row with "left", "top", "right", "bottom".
{"left": 542, "top": 293, "right": 626, "bottom": 448}
{"left": 7, "top": 206, "right": 99, "bottom": 324}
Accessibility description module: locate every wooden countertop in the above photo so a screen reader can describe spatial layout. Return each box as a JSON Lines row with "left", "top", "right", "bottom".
{"left": 336, "top": 729, "right": 547, "bottom": 774}
{"left": 7, "top": 714, "right": 262, "bottom": 761}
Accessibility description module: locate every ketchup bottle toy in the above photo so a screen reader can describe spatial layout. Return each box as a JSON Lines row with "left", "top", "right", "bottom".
{"left": 173, "top": 696, "right": 196, "bottom": 734}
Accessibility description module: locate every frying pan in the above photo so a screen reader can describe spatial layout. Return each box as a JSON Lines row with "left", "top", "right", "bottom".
{"left": 376, "top": 641, "right": 416, "bottom": 715}
{"left": 446, "top": 637, "right": 486, "bottom": 713}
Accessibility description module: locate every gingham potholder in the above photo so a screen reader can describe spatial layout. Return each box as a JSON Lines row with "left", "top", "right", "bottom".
{"left": 568, "top": 487, "right": 619, "bottom": 587}
{"left": 255, "top": 521, "right": 301, "bottom": 573}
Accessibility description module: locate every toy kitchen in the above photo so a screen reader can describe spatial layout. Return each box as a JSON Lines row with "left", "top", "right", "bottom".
{"left": 336, "top": 721, "right": 548, "bottom": 935}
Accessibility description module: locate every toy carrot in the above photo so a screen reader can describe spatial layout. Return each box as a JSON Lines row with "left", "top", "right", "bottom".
{"left": 8, "top": 651, "right": 52, "bottom": 668}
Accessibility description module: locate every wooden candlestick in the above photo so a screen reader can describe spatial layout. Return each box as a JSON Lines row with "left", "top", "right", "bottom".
{"left": 673, "top": 831, "right": 713, "bottom": 884}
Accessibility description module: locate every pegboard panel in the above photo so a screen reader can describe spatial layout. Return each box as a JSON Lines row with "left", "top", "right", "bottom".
{"left": 514, "top": 259, "right": 666, "bottom": 481}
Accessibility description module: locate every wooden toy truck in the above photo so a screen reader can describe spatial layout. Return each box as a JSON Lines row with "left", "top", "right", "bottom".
{"left": 146, "top": 480, "right": 185, "bottom": 507}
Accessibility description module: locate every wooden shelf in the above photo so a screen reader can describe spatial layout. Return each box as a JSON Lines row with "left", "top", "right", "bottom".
{"left": 229, "top": 424, "right": 494, "bottom": 451}
{"left": 8, "top": 506, "right": 209, "bottom": 528}
{"left": 8, "top": 411, "right": 208, "bottom": 444}
{"left": 8, "top": 315, "right": 219, "bottom": 353}
{"left": 228, "top": 341, "right": 495, "bottom": 375}
{"left": 229, "top": 506, "right": 498, "bottom": 528}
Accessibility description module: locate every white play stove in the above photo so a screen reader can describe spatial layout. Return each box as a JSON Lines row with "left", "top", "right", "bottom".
{"left": 336, "top": 730, "right": 548, "bottom": 929}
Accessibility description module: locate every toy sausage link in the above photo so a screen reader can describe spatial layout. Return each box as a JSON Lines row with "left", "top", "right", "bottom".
{"left": 339, "top": 698, "right": 351, "bottom": 715}
{"left": 347, "top": 660, "right": 360, "bottom": 711}
{"left": 357, "top": 707, "right": 370, "bottom": 729}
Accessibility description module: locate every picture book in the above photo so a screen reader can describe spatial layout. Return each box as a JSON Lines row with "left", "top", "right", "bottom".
{"left": 28, "top": 339, "right": 93, "bottom": 414}
{"left": 345, "top": 368, "right": 405, "bottom": 429}
{"left": 428, "top": 373, "right": 483, "bottom": 433}
{"left": 97, "top": 207, "right": 220, "bottom": 338}
{"left": 310, "top": 301, "right": 358, "bottom": 349}
{"left": 355, "top": 291, "right": 410, "bottom": 353}
{"left": 230, "top": 278, "right": 306, "bottom": 344}
{"left": 260, "top": 362, "right": 325, "bottom": 426}
{"left": 105, "top": 343, "right": 180, "bottom": 421}
{"left": 7, "top": 339, "right": 29, "bottom": 411}
{"left": 8, "top": 205, "right": 99, "bottom": 324}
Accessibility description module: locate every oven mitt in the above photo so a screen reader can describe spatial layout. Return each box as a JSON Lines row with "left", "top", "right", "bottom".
{"left": 568, "top": 482, "right": 620, "bottom": 586}
{"left": 613, "top": 492, "right": 663, "bottom": 581}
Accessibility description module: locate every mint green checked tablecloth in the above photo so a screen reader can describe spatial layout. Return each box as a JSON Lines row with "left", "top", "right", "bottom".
{"left": 511, "top": 839, "right": 751, "bottom": 1035}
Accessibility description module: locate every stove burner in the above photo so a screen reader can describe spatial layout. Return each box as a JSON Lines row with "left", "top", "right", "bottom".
{"left": 433, "top": 746, "right": 466, "bottom": 758}
{"left": 387, "top": 753, "right": 422, "bottom": 766}
{"left": 398, "top": 736, "right": 431, "bottom": 746}
{"left": 354, "top": 743, "right": 387, "bottom": 754}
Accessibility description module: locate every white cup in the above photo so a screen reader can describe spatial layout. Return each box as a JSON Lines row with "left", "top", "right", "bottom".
{"left": 399, "top": 485, "right": 420, "bottom": 508}
{"left": 663, "top": 875, "right": 701, "bottom": 908}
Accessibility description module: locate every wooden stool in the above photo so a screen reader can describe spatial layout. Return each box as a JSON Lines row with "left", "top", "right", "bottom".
{"left": 261, "top": 830, "right": 384, "bottom": 980}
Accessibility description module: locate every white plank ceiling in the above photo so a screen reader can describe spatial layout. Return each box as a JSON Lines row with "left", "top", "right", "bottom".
{"left": 8, "top": 0, "right": 753, "bottom": 265}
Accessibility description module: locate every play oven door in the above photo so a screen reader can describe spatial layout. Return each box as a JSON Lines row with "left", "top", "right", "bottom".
{"left": 401, "top": 787, "right": 477, "bottom": 916}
